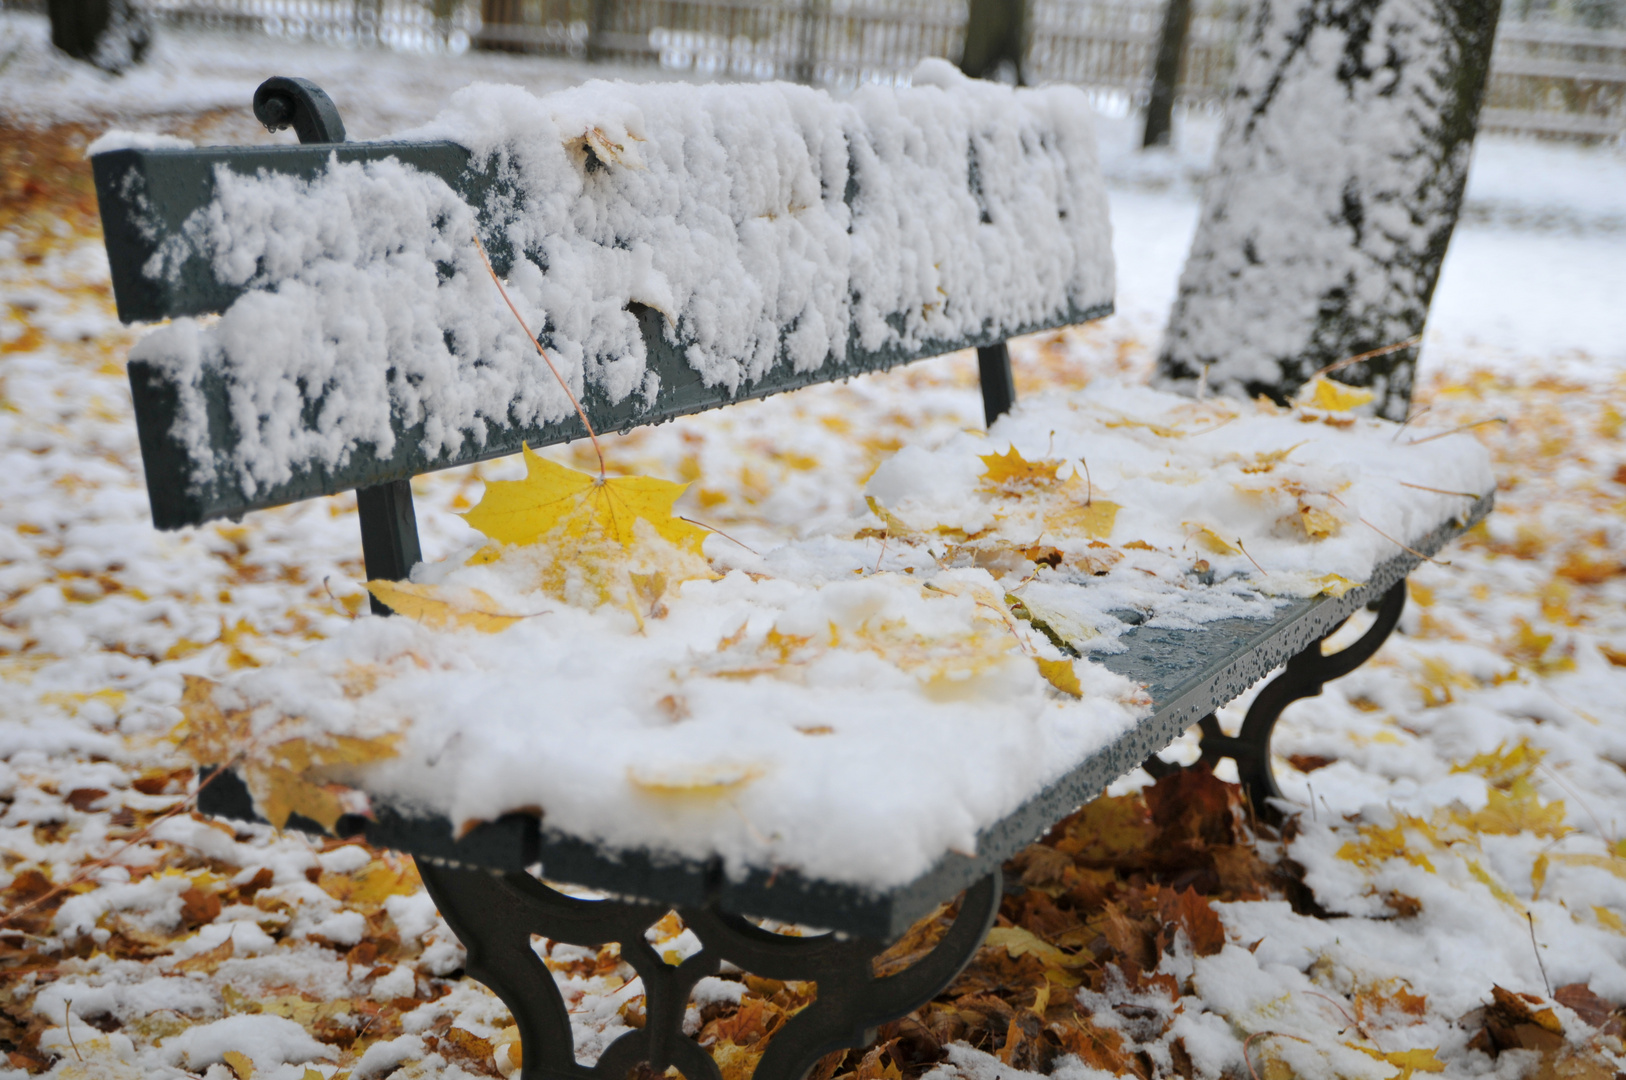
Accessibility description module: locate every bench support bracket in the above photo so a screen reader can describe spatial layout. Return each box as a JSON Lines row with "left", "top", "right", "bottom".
{"left": 1145, "top": 580, "right": 1407, "bottom": 823}
{"left": 416, "top": 862, "right": 1001, "bottom": 1080}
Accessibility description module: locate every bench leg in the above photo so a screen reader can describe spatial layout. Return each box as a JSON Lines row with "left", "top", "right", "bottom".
{"left": 1143, "top": 581, "right": 1407, "bottom": 824}
{"left": 416, "top": 861, "right": 1001, "bottom": 1080}
{"left": 976, "top": 342, "right": 1015, "bottom": 426}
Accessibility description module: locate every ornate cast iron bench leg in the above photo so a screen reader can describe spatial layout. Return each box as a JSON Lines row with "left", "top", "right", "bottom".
{"left": 416, "top": 861, "right": 1002, "bottom": 1080}
{"left": 1144, "top": 581, "right": 1408, "bottom": 823}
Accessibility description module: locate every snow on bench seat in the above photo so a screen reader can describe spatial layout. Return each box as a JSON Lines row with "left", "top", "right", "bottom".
{"left": 183, "top": 384, "right": 1493, "bottom": 895}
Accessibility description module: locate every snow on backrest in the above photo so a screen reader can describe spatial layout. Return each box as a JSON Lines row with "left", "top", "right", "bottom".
{"left": 126, "top": 60, "right": 1113, "bottom": 509}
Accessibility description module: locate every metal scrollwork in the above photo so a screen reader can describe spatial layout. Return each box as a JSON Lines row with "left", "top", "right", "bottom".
{"left": 416, "top": 861, "right": 1001, "bottom": 1080}
{"left": 1144, "top": 581, "right": 1407, "bottom": 822}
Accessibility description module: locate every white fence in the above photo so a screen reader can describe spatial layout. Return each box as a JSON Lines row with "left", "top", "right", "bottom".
{"left": 9, "top": 0, "right": 1623, "bottom": 139}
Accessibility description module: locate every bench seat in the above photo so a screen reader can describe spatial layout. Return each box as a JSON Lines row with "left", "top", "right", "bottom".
{"left": 193, "top": 382, "right": 1492, "bottom": 940}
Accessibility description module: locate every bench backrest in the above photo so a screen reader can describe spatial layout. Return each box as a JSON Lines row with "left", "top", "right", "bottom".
{"left": 93, "top": 65, "right": 1114, "bottom": 534}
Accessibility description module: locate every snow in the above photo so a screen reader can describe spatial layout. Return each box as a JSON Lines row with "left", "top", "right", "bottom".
{"left": 120, "top": 61, "right": 1112, "bottom": 497}
{"left": 1, "top": 21, "right": 1624, "bottom": 1080}
{"left": 160, "top": 1014, "right": 335, "bottom": 1072}
{"left": 189, "top": 381, "right": 1491, "bottom": 890}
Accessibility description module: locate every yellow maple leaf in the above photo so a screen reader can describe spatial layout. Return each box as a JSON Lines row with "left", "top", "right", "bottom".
{"left": 1453, "top": 739, "right": 1544, "bottom": 789}
{"left": 1035, "top": 657, "right": 1083, "bottom": 697}
{"left": 1595, "top": 905, "right": 1625, "bottom": 934}
{"left": 364, "top": 580, "right": 527, "bottom": 633}
{"left": 173, "top": 677, "right": 400, "bottom": 831}
{"left": 979, "top": 446, "right": 1062, "bottom": 490}
{"left": 1043, "top": 474, "right": 1119, "bottom": 540}
{"left": 221, "top": 1050, "right": 255, "bottom": 1080}
{"left": 1453, "top": 779, "right": 1570, "bottom": 838}
{"left": 464, "top": 445, "right": 708, "bottom": 555}
{"left": 1299, "top": 376, "right": 1376, "bottom": 412}
{"left": 1505, "top": 618, "right": 1576, "bottom": 675}
{"left": 1338, "top": 817, "right": 1437, "bottom": 872}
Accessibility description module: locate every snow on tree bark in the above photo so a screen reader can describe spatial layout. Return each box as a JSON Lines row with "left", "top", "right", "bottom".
{"left": 1155, "top": 0, "right": 1500, "bottom": 419}
{"left": 47, "top": 0, "right": 152, "bottom": 73}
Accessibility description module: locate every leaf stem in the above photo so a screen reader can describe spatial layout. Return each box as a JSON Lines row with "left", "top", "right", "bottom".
{"left": 1407, "top": 417, "right": 1508, "bottom": 445}
{"left": 472, "top": 232, "right": 606, "bottom": 478}
{"left": 678, "top": 516, "right": 760, "bottom": 556}
{"left": 1314, "top": 335, "right": 1422, "bottom": 379}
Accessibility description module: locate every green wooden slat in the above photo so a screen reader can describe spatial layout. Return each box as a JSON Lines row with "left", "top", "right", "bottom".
{"left": 91, "top": 142, "right": 514, "bottom": 324}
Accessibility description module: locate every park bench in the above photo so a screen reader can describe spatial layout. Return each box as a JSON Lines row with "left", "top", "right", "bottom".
{"left": 91, "top": 73, "right": 1490, "bottom": 1080}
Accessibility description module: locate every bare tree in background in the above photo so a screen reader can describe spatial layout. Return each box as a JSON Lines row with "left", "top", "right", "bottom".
{"left": 1142, "top": 0, "right": 1193, "bottom": 146}
{"left": 48, "top": 0, "right": 152, "bottom": 72}
{"left": 1155, "top": 0, "right": 1501, "bottom": 419}
{"left": 961, "top": 0, "right": 1029, "bottom": 83}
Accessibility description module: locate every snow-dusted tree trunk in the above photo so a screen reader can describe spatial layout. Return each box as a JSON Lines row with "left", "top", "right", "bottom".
{"left": 1155, "top": 0, "right": 1500, "bottom": 419}
{"left": 47, "top": 0, "right": 151, "bottom": 72}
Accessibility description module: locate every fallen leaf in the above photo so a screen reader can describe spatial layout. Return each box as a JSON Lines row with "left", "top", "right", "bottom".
{"left": 1299, "top": 376, "right": 1376, "bottom": 412}
{"left": 1297, "top": 504, "right": 1342, "bottom": 539}
{"left": 363, "top": 581, "right": 526, "bottom": 633}
{"left": 984, "top": 926, "right": 1091, "bottom": 969}
{"left": 1043, "top": 475, "right": 1119, "bottom": 539}
{"left": 1357, "top": 1045, "right": 1445, "bottom": 1080}
{"left": 171, "top": 937, "right": 235, "bottom": 974}
{"left": 1035, "top": 657, "right": 1082, "bottom": 697}
{"left": 979, "top": 446, "right": 1062, "bottom": 490}
{"left": 1312, "top": 573, "right": 1359, "bottom": 597}
{"left": 1185, "top": 524, "right": 1239, "bottom": 556}
{"left": 222, "top": 1050, "right": 254, "bottom": 1080}
{"left": 627, "top": 762, "right": 765, "bottom": 796}
{"left": 464, "top": 445, "right": 709, "bottom": 555}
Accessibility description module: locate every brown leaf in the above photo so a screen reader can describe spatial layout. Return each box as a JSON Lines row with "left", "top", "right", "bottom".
{"left": 1162, "top": 887, "right": 1225, "bottom": 957}
{"left": 1051, "top": 1016, "right": 1133, "bottom": 1074}
{"left": 180, "top": 886, "right": 221, "bottom": 928}
{"left": 65, "top": 787, "right": 109, "bottom": 812}
{"left": 173, "top": 937, "right": 235, "bottom": 975}
{"left": 1013, "top": 844, "right": 1075, "bottom": 889}
{"left": 132, "top": 767, "right": 193, "bottom": 795}
{"left": 1554, "top": 984, "right": 1616, "bottom": 1029}
{"left": 435, "top": 1027, "right": 496, "bottom": 1071}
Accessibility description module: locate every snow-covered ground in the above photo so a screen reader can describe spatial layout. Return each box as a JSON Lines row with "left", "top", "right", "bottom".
{"left": 1, "top": 17, "right": 1624, "bottom": 1080}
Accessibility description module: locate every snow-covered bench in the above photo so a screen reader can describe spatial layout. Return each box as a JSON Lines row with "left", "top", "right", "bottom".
{"left": 91, "top": 72, "right": 1492, "bottom": 1080}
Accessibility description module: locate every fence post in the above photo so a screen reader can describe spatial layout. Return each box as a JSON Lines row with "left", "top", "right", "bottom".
{"left": 1155, "top": 0, "right": 1502, "bottom": 419}
{"left": 1142, "top": 0, "right": 1193, "bottom": 146}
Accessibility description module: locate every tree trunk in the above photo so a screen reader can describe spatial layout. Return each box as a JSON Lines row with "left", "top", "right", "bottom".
{"left": 1143, "top": 0, "right": 1193, "bottom": 147}
{"left": 1154, "top": 0, "right": 1501, "bottom": 419}
{"left": 960, "top": 0, "right": 1029, "bottom": 84}
{"left": 48, "top": 0, "right": 151, "bottom": 72}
